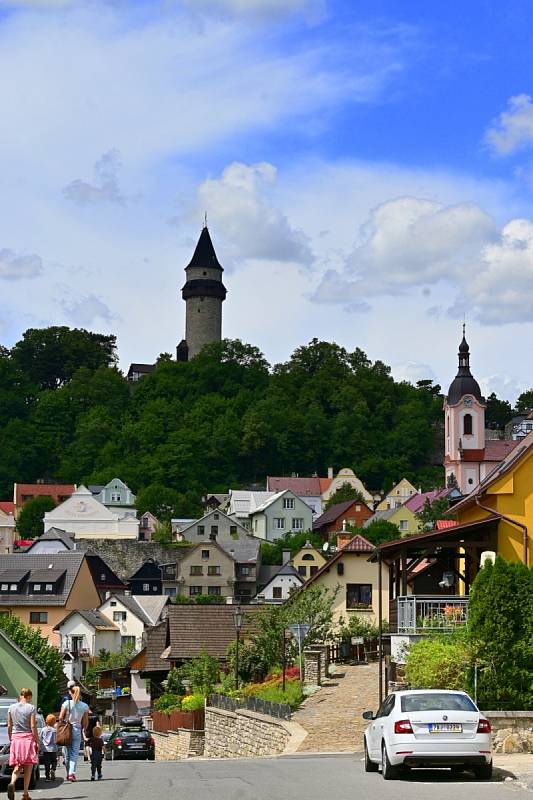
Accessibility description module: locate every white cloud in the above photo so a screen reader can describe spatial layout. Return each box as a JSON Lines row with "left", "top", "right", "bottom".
{"left": 63, "top": 149, "right": 126, "bottom": 206}
{"left": 485, "top": 94, "right": 533, "bottom": 156}
{"left": 195, "top": 162, "right": 313, "bottom": 264}
{"left": 0, "top": 248, "right": 43, "bottom": 280}
{"left": 392, "top": 361, "right": 438, "bottom": 386}
{"left": 182, "top": 0, "right": 325, "bottom": 20}
{"left": 60, "top": 294, "right": 115, "bottom": 326}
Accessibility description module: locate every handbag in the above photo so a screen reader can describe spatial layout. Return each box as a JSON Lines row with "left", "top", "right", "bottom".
{"left": 56, "top": 701, "right": 73, "bottom": 747}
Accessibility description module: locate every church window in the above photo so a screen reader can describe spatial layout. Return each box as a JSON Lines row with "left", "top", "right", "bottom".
{"left": 463, "top": 414, "right": 473, "bottom": 435}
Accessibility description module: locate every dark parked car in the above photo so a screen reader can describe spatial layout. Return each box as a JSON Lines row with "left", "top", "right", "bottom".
{"left": 0, "top": 700, "right": 40, "bottom": 789}
{"left": 106, "top": 720, "right": 154, "bottom": 761}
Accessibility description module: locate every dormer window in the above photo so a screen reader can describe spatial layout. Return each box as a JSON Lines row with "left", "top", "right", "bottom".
{"left": 33, "top": 583, "right": 42, "bottom": 592}
{"left": 111, "top": 492, "right": 121, "bottom": 502}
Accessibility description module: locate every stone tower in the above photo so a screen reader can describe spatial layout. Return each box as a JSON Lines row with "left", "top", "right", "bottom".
{"left": 176, "top": 225, "right": 227, "bottom": 361}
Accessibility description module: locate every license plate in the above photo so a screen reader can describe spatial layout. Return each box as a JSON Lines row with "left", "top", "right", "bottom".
{"left": 129, "top": 744, "right": 145, "bottom": 749}
{"left": 429, "top": 723, "right": 462, "bottom": 733}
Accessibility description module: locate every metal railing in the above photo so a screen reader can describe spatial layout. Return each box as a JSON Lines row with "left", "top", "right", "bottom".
{"left": 396, "top": 596, "right": 468, "bottom": 634}
{"left": 210, "top": 693, "right": 291, "bottom": 721}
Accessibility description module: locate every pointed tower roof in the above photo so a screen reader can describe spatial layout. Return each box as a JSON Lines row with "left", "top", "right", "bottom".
{"left": 446, "top": 325, "right": 483, "bottom": 405}
{"left": 185, "top": 226, "right": 223, "bottom": 272}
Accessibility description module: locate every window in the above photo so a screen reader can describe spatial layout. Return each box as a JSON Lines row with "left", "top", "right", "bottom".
{"left": 30, "top": 612, "right": 48, "bottom": 624}
{"left": 45, "top": 583, "right": 53, "bottom": 592}
{"left": 208, "top": 586, "right": 221, "bottom": 596}
{"left": 189, "top": 586, "right": 202, "bottom": 596}
{"left": 346, "top": 584, "right": 372, "bottom": 609}
{"left": 152, "top": 585, "right": 158, "bottom": 591}
{"left": 164, "top": 588, "right": 177, "bottom": 597}
{"left": 254, "top": 519, "right": 258, "bottom": 532}
{"left": 208, "top": 566, "right": 221, "bottom": 576}
{"left": 376, "top": 695, "right": 395, "bottom": 718}
{"left": 399, "top": 519, "right": 409, "bottom": 531}
{"left": 190, "top": 566, "right": 203, "bottom": 576}
{"left": 113, "top": 611, "right": 127, "bottom": 622}
{"left": 337, "top": 563, "right": 344, "bottom": 576}
{"left": 1, "top": 584, "right": 7, "bottom": 592}
{"left": 121, "top": 635, "right": 136, "bottom": 649}
{"left": 210, "top": 525, "right": 218, "bottom": 536}
{"left": 110, "top": 601, "right": 117, "bottom": 607}
{"left": 463, "top": 413, "right": 473, "bottom": 435}
{"left": 230, "top": 525, "right": 238, "bottom": 536}
{"left": 272, "top": 586, "right": 282, "bottom": 599}
{"left": 142, "top": 583, "right": 150, "bottom": 591}
{"left": 310, "top": 566, "right": 318, "bottom": 576}
{"left": 292, "top": 518, "right": 304, "bottom": 530}
{"left": 273, "top": 518, "right": 285, "bottom": 530}
{"left": 111, "top": 492, "right": 121, "bottom": 502}
{"left": 33, "top": 584, "right": 41, "bottom": 592}
{"left": 197, "top": 525, "right": 205, "bottom": 536}
{"left": 355, "top": 504, "right": 361, "bottom": 512}
{"left": 100, "top": 573, "right": 106, "bottom": 581}
{"left": 201, "top": 549, "right": 210, "bottom": 560}
{"left": 239, "top": 566, "right": 253, "bottom": 576}
{"left": 302, "top": 553, "right": 314, "bottom": 562}
{"left": 401, "top": 693, "right": 476, "bottom": 713}
{"left": 298, "top": 566, "right": 307, "bottom": 577}
{"left": 213, "top": 513, "right": 219, "bottom": 520}
{"left": 9, "top": 584, "right": 17, "bottom": 592}
{"left": 283, "top": 497, "right": 295, "bottom": 510}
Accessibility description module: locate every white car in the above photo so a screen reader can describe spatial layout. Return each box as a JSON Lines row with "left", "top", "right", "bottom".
{"left": 362, "top": 689, "right": 493, "bottom": 780}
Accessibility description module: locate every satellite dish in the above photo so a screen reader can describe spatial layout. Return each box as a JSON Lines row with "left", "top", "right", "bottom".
{"left": 322, "top": 542, "right": 329, "bottom": 552}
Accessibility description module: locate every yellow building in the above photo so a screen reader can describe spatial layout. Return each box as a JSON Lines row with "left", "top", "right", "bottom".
{"left": 300, "top": 534, "right": 389, "bottom": 627}
{"left": 376, "top": 478, "right": 418, "bottom": 511}
{"left": 451, "top": 429, "right": 533, "bottom": 566}
{"left": 364, "top": 503, "right": 420, "bottom": 536}
{"left": 292, "top": 540, "right": 326, "bottom": 581}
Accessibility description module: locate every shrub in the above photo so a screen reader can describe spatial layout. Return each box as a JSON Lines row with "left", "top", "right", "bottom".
{"left": 244, "top": 678, "right": 303, "bottom": 710}
{"left": 181, "top": 693, "right": 205, "bottom": 712}
{"left": 404, "top": 633, "right": 470, "bottom": 691}
{"left": 180, "top": 650, "right": 220, "bottom": 695}
{"left": 153, "top": 692, "right": 181, "bottom": 714}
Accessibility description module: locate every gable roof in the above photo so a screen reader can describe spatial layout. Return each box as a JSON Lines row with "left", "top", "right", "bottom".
{"left": 85, "top": 554, "right": 127, "bottom": 591}
{"left": 363, "top": 508, "right": 398, "bottom": 526}
{"left": 257, "top": 562, "right": 304, "bottom": 593}
{"left": 45, "top": 485, "right": 121, "bottom": 522}
{"left": 26, "top": 528, "right": 76, "bottom": 551}
{"left": 228, "top": 490, "right": 274, "bottom": 516}
{"left": 403, "top": 489, "right": 449, "bottom": 514}
{"left": 0, "top": 502, "right": 15, "bottom": 515}
{"left": 0, "top": 628, "right": 45, "bottom": 676}
{"left": 106, "top": 594, "right": 153, "bottom": 627}
{"left": 126, "top": 363, "right": 155, "bottom": 377}
{"left": 142, "top": 620, "right": 169, "bottom": 672}
{"left": 54, "top": 608, "right": 120, "bottom": 632}
{"left": 0, "top": 552, "right": 87, "bottom": 606}
{"left": 297, "top": 533, "right": 376, "bottom": 590}
{"left": 165, "top": 605, "right": 259, "bottom": 662}
{"left": 128, "top": 560, "right": 162, "bottom": 581}
{"left": 133, "top": 595, "right": 170, "bottom": 625}
{"left": 313, "top": 499, "right": 371, "bottom": 529}
{"left": 266, "top": 476, "right": 322, "bottom": 497}
{"left": 483, "top": 439, "right": 518, "bottom": 461}
{"left": 251, "top": 489, "right": 312, "bottom": 515}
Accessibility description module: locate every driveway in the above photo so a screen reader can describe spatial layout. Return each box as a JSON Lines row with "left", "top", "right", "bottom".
{"left": 27, "top": 754, "right": 532, "bottom": 800}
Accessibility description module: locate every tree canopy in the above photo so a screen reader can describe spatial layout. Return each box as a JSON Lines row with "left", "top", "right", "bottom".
{"left": 324, "top": 482, "right": 367, "bottom": 510}
{"left": 16, "top": 496, "right": 56, "bottom": 539}
{"left": 0, "top": 326, "right": 516, "bottom": 505}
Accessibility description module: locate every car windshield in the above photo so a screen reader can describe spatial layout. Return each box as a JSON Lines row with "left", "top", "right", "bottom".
{"left": 0, "top": 706, "right": 9, "bottom": 726}
{"left": 120, "top": 729, "right": 148, "bottom": 739}
{"left": 401, "top": 693, "right": 477, "bottom": 713}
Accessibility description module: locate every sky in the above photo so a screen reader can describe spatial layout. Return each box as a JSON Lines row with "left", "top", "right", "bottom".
{"left": 1, "top": 0, "right": 533, "bottom": 402}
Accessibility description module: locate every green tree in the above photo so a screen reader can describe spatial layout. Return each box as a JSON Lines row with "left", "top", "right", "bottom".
{"left": 361, "top": 519, "right": 400, "bottom": 546}
{"left": 136, "top": 485, "right": 183, "bottom": 521}
{"left": 16, "top": 496, "right": 56, "bottom": 539}
{"left": 324, "top": 482, "right": 367, "bottom": 510}
{"left": 152, "top": 521, "right": 173, "bottom": 548}
{"left": 0, "top": 614, "right": 64, "bottom": 711}
{"left": 180, "top": 650, "right": 220, "bottom": 695}
{"left": 10, "top": 326, "right": 117, "bottom": 390}
{"left": 415, "top": 496, "right": 451, "bottom": 530}
{"left": 515, "top": 389, "right": 533, "bottom": 414}
{"left": 404, "top": 632, "right": 471, "bottom": 691}
{"left": 486, "top": 392, "right": 512, "bottom": 430}
{"left": 260, "top": 530, "right": 323, "bottom": 566}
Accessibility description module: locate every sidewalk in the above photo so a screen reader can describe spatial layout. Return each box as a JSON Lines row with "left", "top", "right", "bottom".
{"left": 495, "top": 754, "right": 533, "bottom": 789}
{"left": 292, "top": 662, "right": 380, "bottom": 753}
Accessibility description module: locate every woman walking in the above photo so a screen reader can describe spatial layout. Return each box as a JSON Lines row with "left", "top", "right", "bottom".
{"left": 58, "top": 685, "right": 88, "bottom": 781}
{"left": 7, "top": 688, "right": 39, "bottom": 800}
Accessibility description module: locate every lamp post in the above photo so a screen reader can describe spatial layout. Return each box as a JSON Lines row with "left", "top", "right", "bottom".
{"left": 233, "top": 605, "right": 243, "bottom": 690}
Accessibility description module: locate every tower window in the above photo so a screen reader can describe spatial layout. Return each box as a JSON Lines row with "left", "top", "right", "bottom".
{"left": 463, "top": 414, "right": 473, "bottom": 435}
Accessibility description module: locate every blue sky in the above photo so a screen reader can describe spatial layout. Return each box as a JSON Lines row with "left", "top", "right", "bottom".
{"left": 1, "top": 0, "right": 533, "bottom": 401}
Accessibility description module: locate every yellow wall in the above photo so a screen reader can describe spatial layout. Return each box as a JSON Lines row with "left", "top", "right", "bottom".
{"left": 454, "top": 450, "right": 533, "bottom": 565}
{"left": 385, "top": 505, "right": 420, "bottom": 535}
{"left": 304, "top": 553, "right": 389, "bottom": 629}
{"left": 376, "top": 478, "right": 418, "bottom": 511}
{"left": 293, "top": 546, "right": 326, "bottom": 581}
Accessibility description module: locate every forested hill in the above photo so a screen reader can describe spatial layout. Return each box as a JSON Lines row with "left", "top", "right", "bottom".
{"left": 0, "top": 326, "right": 518, "bottom": 515}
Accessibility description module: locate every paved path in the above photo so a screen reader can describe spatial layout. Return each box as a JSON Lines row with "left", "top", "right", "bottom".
{"left": 29, "top": 755, "right": 531, "bottom": 800}
{"left": 293, "top": 662, "right": 380, "bottom": 752}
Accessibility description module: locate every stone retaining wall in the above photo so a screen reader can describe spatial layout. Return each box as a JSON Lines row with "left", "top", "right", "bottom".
{"left": 152, "top": 728, "right": 205, "bottom": 760}
{"left": 204, "top": 706, "right": 306, "bottom": 758}
{"left": 485, "top": 712, "right": 533, "bottom": 754}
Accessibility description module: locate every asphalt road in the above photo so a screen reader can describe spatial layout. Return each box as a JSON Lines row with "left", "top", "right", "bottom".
{"left": 10, "top": 755, "right": 531, "bottom": 800}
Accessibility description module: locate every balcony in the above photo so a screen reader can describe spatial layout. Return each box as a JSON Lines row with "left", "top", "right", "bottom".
{"left": 390, "top": 595, "right": 469, "bottom": 634}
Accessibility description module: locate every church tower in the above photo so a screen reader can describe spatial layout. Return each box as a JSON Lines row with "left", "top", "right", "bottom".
{"left": 444, "top": 326, "right": 486, "bottom": 494}
{"left": 176, "top": 224, "right": 227, "bottom": 361}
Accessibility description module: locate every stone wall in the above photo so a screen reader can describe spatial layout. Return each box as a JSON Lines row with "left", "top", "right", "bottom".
{"left": 204, "top": 706, "right": 306, "bottom": 758}
{"left": 485, "top": 712, "right": 533, "bottom": 754}
{"left": 152, "top": 728, "right": 205, "bottom": 760}
{"left": 303, "top": 650, "right": 321, "bottom": 687}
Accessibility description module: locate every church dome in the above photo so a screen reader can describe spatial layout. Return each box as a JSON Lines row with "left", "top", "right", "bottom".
{"left": 446, "top": 327, "right": 484, "bottom": 405}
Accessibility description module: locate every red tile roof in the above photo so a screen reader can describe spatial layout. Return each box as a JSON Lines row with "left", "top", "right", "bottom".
{"left": 319, "top": 478, "right": 332, "bottom": 494}
{"left": 340, "top": 533, "right": 375, "bottom": 552}
{"left": 313, "top": 499, "right": 372, "bottom": 529}
{"left": 484, "top": 439, "right": 519, "bottom": 461}
{"left": 0, "top": 502, "right": 15, "bottom": 515}
{"left": 266, "top": 476, "right": 322, "bottom": 496}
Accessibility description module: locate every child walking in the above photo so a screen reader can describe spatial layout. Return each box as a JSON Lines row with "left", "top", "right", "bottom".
{"left": 86, "top": 725, "right": 104, "bottom": 781}
{"left": 40, "top": 715, "right": 57, "bottom": 782}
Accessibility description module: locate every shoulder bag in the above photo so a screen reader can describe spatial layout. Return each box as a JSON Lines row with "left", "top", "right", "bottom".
{"left": 56, "top": 701, "right": 73, "bottom": 747}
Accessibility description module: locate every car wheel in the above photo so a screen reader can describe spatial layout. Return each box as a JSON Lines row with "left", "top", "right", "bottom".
{"left": 364, "top": 739, "right": 378, "bottom": 772}
{"left": 473, "top": 762, "right": 493, "bottom": 780}
{"left": 381, "top": 742, "right": 399, "bottom": 780}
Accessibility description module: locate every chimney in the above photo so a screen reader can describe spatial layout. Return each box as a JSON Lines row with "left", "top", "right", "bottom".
{"left": 282, "top": 549, "right": 291, "bottom": 565}
{"left": 342, "top": 519, "right": 347, "bottom": 531}
{"left": 328, "top": 467, "right": 334, "bottom": 480}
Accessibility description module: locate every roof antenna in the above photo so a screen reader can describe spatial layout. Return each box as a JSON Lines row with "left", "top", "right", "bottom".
{"left": 203, "top": 211, "right": 208, "bottom": 229}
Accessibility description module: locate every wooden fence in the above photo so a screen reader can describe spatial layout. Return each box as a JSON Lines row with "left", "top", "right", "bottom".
{"left": 151, "top": 708, "right": 205, "bottom": 732}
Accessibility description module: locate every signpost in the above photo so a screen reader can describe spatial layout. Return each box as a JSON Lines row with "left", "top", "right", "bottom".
{"left": 288, "top": 623, "right": 311, "bottom": 684}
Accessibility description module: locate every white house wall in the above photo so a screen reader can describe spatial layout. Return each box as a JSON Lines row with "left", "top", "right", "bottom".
{"left": 99, "top": 597, "right": 146, "bottom": 651}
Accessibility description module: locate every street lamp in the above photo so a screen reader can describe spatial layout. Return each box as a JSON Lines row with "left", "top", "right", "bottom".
{"left": 233, "top": 605, "right": 243, "bottom": 690}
